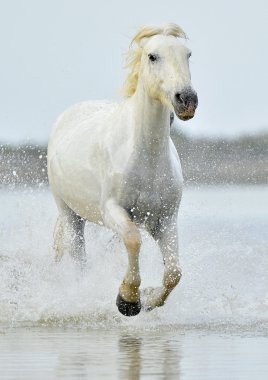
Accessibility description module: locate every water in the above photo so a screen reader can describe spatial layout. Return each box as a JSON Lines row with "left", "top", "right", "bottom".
{"left": 1, "top": 328, "right": 268, "bottom": 379}
{"left": 0, "top": 185, "right": 268, "bottom": 378}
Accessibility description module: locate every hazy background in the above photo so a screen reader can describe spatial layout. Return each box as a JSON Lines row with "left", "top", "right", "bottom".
{"left": 0, "top": 0, "right": 268, "bottom": 143}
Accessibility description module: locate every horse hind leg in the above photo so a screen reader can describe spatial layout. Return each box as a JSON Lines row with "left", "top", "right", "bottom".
{"left": 52, "top": 198, "right": 86, "bottom": 267}
{"left": 53, "top": 215, "right": 65, "bottom": 262}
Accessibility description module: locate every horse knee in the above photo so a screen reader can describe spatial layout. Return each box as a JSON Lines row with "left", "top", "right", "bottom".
{"left": 123, "top": 223, "right": 141, "bottom": 254}
{"left": 163, "top": 267, "right": 182, "bottom": 290}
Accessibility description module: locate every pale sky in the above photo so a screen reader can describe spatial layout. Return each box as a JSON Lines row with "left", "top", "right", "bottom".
{"left": 0, "top": 0, "right": 268, "bottom": 143}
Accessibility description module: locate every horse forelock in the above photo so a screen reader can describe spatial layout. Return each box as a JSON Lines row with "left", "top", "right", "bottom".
{"left": 122, "top": 23, "right": 187, "bottom": 98}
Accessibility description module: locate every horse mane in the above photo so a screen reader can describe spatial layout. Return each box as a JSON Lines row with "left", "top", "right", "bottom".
{"left": 123, "top": 23, "right": 187, "bottom": 98}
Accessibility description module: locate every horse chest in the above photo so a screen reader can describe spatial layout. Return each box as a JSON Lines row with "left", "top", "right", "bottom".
{"left": 121, "top": 166, "right": 181, "bottom": 222}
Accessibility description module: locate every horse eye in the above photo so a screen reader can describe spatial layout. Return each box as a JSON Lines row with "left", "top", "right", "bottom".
{"left": 148, "top": 53, "right": 158, "bottom": 62}
{"left": 187, "top": 52, "right": 192, "bottom": 59}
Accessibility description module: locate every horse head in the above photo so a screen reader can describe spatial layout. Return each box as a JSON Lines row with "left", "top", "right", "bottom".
{"left": 124, "top": 23, "right": 198, "bottom": 121}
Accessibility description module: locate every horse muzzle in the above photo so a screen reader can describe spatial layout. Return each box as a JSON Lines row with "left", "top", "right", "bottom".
{"left": 172, "top": 89, "right": 198, "bottom": 121}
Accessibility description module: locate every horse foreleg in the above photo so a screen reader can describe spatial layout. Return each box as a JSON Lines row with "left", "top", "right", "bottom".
{"left": 143, "top": 218, "right": 181, "bottom": 311}
{"left": 103, "top": 200, "right": 141, "bottom": 316}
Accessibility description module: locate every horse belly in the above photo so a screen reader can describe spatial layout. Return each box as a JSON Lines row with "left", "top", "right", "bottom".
{"left": 48, "top": 151, "right": 103, "bottom": 223}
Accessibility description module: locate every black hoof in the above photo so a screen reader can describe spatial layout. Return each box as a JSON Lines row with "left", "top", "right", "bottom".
{"left": 116, "top": 294, "right": 141, "bottom": 317}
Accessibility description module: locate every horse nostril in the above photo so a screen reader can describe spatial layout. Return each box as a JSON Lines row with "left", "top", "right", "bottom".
{"left": 175, "top": 91, "right": 198, "bottom": 109}
{"left": 193, "top": 93, "right": 198, "bottom": 107}
{"left": 175, "top": 93, "right": 183, "bottom": 104}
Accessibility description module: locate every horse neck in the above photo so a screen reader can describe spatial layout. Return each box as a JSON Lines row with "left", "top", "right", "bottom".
{"left": 130, "top": 82, "right": 170, "bottom": 158}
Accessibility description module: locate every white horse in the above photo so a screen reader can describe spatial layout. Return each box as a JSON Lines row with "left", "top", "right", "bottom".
{"left": 47, "top": 23, "right": 198, "bottom": 316}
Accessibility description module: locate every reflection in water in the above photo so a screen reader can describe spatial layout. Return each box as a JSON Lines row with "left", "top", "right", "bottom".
{"left": 118, "top": 336, "right": 141, "bottom": 380}
{"left": 1, "top": 328, "right": 268, "bottom": 379}
{"left": 53, "top": 332, "right": 181, "bottom": 380}
{"left": 118, "top": 334, "right": 181, "bottom": 380}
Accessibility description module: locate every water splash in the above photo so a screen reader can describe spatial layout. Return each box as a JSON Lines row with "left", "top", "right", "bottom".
{"left": 0, "top": 186, "right": 268, "bottom": 331}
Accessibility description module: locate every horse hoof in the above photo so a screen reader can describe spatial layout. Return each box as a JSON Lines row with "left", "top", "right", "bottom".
{"left": 116, "top": 294, "right": 141, "bottom": 317}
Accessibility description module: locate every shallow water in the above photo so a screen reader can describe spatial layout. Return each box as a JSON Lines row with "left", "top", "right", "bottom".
{"left": 0, "top": 185, "right": 268, "bottom": 378}
{"left": 1, "top": 328, "right": 268, "bottom": 380}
